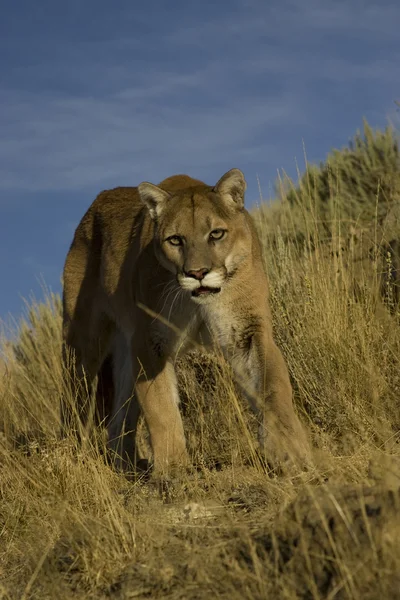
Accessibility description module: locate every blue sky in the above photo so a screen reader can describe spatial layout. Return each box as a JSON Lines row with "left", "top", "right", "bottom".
{"left": 1, "top": 0, "right": 399, "bottom": 322}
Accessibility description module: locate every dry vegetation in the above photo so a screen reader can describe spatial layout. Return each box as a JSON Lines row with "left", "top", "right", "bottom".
{"left": 1, "top": 123, "right": 400, "bottom": 599}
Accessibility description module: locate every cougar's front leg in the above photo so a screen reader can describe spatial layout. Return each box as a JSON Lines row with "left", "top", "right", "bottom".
{"left": 131, "top": 333, "right": 189, "bottom": 477}
{"left": 230, "top": 326, "right": 310, "bottom": 472}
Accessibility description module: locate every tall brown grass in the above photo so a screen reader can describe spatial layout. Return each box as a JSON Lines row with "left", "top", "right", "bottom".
{"left": 1, "top": 171, "right": 400, "bottom": 599}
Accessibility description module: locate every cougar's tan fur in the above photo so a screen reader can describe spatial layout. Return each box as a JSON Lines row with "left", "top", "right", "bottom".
{"left": 62, "top": 169, "right": 310, "bottom": 475}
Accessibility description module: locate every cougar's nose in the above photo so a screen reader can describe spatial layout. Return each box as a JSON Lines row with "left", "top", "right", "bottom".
{"left": 185, "top": 268, "right": 210, "bottom": 280}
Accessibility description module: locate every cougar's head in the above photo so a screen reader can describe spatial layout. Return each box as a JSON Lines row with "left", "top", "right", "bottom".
{"left": 138, "top": 169, "right": 251, "bottom": 302}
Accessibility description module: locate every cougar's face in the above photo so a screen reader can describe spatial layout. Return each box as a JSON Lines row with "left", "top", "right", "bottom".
{"left": 156, "top": 193, "right": 249, "bottom": 303}
{"left": 138, "top": 169, "right": 250, "bottom": 303}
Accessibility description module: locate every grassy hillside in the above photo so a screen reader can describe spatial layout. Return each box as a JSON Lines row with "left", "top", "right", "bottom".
{"left": 1, "top": 126, "right": 400, "bottom": 599}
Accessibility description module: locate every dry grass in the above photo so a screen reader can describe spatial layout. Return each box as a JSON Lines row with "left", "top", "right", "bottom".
{"left": 1, "top": 183, "right": 400, "bottom": 599}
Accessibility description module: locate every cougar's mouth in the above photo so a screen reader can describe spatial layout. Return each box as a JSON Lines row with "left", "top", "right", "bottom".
{"left": 192, "top": 286, "right": 221, "bottom": 298}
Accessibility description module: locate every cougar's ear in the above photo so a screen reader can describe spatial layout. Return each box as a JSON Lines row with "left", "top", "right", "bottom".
{"left": 137, "top": 182, "right": 171, "bottom": 220}
{"left": 214, "top": 168, "right": 246, "bottom": 210}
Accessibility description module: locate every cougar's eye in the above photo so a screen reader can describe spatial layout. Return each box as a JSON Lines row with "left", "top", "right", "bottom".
{"left": 167, "top": 235, "right": 183, "bottom": 246}
{"left": 209, "top": 229, "right": 226, "bottom": 241}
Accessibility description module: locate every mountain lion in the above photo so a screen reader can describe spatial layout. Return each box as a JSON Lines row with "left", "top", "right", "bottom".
{"left": 62, "top": 168, "right": 310, "bottom": 476}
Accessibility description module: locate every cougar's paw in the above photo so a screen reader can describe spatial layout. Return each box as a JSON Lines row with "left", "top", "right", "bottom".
{"left": 150, "top": 462, "right": 197, "bottom": 502}
{"left": 259, "top": 422, "right": 313, "bottom": 478}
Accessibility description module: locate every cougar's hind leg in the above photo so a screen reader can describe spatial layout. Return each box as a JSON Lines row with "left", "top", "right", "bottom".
{"left": 61, "top": 313, "right": 115, "bottom": 443}
{"left": 107, "top": 332, "right": 143, "bottom": 472}
{"left": 95, "top": 353, "right": 114, "bottom": 428}
{"left": 92, "top": 353, "right": 115, "bottom": 457}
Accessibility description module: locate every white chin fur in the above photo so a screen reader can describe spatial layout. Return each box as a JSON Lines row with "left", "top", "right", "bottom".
{"left": 191, "top": 293, "right": 218, "bottom": 304}
{"left": 178, "top": 276, "right": 201, "bottom": 291}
